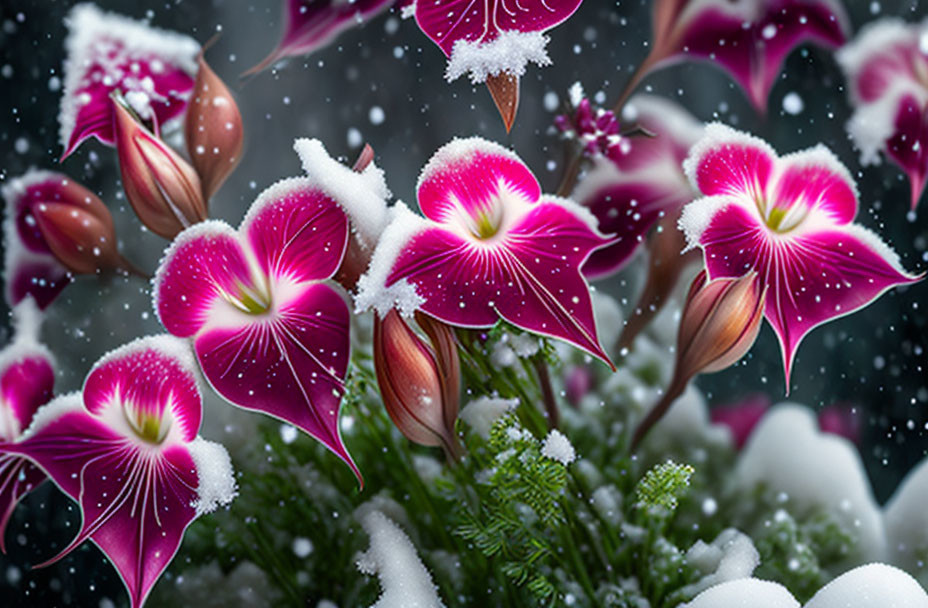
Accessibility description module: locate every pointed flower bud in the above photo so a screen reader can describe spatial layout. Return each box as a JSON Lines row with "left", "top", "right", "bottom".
{"left": 185, "top": 53, "right": 244, "bottom": 200}
{"left": 4, "top": 170, "right": 136, "bottom": 282}
{"left": 112, "top": 94, "right": 207, "bottom": 239}
{"left": 373, "top": 309, "right": 463, "bottom": 460}
{"left": 632, "top": 270, "right": 766, "bottom": 449}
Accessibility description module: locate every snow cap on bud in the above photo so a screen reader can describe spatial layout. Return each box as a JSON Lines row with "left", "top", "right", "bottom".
{"left": 185, "top": 53, "right": 243, "bottom": 200}
{"left": 632, "top": 270, "right": 765, "bottom": 450}
{"left": 675, "top": 269, "right": 766, "bottom": 378}
{"left": 112, "top": 94, "right": 207, "bottom": 239}
{"left": 373, "top": 309, "right": 463, "bottom": 459}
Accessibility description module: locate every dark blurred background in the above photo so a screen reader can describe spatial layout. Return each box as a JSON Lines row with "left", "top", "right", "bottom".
{"left": 1, "top": 0, "right": 927, "bottom": 605}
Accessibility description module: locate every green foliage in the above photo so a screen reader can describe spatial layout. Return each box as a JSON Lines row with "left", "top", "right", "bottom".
{"left": 455, "top": 413, "right": 570, "bottom": 603}
{"left": 753, "top": 508, "right": 853, "bottom": 603}
{"left": 636, "top": 460, "right": 695, "bottom": 511}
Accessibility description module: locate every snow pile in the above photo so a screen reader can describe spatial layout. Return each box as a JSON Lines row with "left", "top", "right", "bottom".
{"left": 355, "top": 509, "right": 445, "bottom": 608}
{"left": 682, "top": 579, "right": 800, "bottom": 608}
{"left": 683, "top": 529, "right": 760, "bottom": 597}
{"left": 541, "top": 429, "right": 576, "bottom": 465}
{"left": 459, "top": 397, "right": 518, "bottom": 438}
{"left": 884, "top": 459, "right": 928, "bottom": 587}
{"left": 804, "top": 563, "right": 928, "bottom": 608}
{"left": 735, "top": 404, "right": 886, "bottom": 565}
{"left": 445, "top": 30, "right": 551, "bottom": 83}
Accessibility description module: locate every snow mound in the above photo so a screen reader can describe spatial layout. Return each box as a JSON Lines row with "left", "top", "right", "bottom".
{"left": 804, "top": 563, "right": 928, "bottom": 608}
{"left": 683, "top": 578, "right": 800, "bottom": 608}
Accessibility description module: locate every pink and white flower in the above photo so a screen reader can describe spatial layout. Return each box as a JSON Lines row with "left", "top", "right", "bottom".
{"left": 59, "top": 4, "right": 199, "bottom": 159}
{"left": 245, "top": 0, "right": 395, "bottom": 76}
{"left": 574, "top": 94, "right": 704, "bottom": 278}
{"left": 0, "top": 299, "right": 53, "bottom": 553}
{"left": 154, "top": 176, "right": 361, "bottom": 481}
{"left": 837, "top": 18, "right": 928, "bottom": 211}
{"left": 356, "top": 137, "right": 614, "bottom": 366}
{"left": 0, "top": 335, "right": 236, "bottom": 608}
{"left": 638, "top": 0, "right": 849, "bottom": 113}
{"left": 415, "top": 0, "right": 583, "bottom": 83}
{"left": 679, "top": 123, "right": 922, "bottom": 389}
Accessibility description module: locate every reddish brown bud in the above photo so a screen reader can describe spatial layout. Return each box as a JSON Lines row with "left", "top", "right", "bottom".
{"left": 373, "top": 309, "right": 463, "bottom": 459}
{"left": 632, "top": 270, "right": 766, "bottom": 450}
{"left": 113, "top": 94, "right": 207, "bottom": 239}
{"left": 32, "top": 202, "right": 123, "bottom": 275}
{"left": 486, "top": 73, "right": 520, "bottom": 133}
{"left": 185, "top": 53, "right": 244, "bottom": 200}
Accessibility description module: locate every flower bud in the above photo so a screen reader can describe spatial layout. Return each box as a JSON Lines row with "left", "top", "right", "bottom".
{"left": 10, "top": 173, "right": 134, "bottom": 276}
{"left": 185, "top": 53, "right": 244, "bottom": 200}
{"left": 632, "top": 270, "right": 765, "bottom": 450}
{"left": 373, "top": 309, "right": 462, "bottom": 459}
{"left": 486, "top": 72, "right": 520, "bottom": 133}
{"left": 112, "top": 94, "right": 207, "bottom": 239}
{"left": 676, "top": 270, "right": 766, "bottom": 377}
{"left": 32, "top": 202, "right": 123, "bottom": 275}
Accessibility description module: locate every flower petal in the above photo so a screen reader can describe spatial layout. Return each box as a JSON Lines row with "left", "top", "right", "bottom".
{"left": 671, "top": 0, "right": 848, "bottom": 111}
{"left": 194, "top": 283, "right": 358, "bottom": 481}
{"left": 4, "top": 257, "right": 71, "bottom": 311}
{"left": 84, "top": 336, "right": 202, "bottom": 443}
{"left": 241, "top": 178, "right": 349, "bottom": 284}
{"left": 683, "top": 123, "right": 776, "bottom": 200}
{"left": 0, "top": 455, "right": 45, "bottom": 553}
{"left": 1, "top": 355, "right": 55, "bottom": 439}
{"left": 886, "top": 93, "right": 928, "bottom": 211}
{"left": 416, "top": 137, "right": 541, "bottom": 224}
{"left": 415, "top": 0, "right": 583, "bottom": 57}
{"left": 59, "top": 4, "right": 199, "bottom": 158}
{"left": 772, "top": 146, "right": 858, "bottom": 225}
{"left": 244, "top": 0, "right": 394, "bottom": 76}
{"left": 154, "top": 221, "right": 254, "bottom": 339}
{"left": 387, "top": 201, "right": 613, "bottom": 365}
{"left": 692, "top": 201, "right": 921, "bottom": 387}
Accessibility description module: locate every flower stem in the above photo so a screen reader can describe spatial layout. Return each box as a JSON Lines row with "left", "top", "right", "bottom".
{"left": 533, "top": 356, "right": 560, "bottom": 429}
{"left": 630, "top": 376, "right": 689, "bottom": 451}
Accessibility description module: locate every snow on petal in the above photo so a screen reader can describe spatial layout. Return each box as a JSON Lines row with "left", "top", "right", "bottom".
{"left": 293, "top": 138, "right": 391, "bottom": 249}
{"left": 2, "top": 336, "right": 235, "bottom": 608}
{"left": 652, "top": 0, "right": 849, "bottom": 112}
{"left": 59, "top": 3, "right": 199, "bottom": 158}
{"left": 804, "top": 563, "right": 928, "bottom": 608}
{"left": 735, "top": 404, "right": 886, "bottom": 566}
{"left": 679, "top": 123, "right": 921, "bottom": 389}
{"left": 355, "top": 508, "right": 446, "bottom": 608}
{"left": 837, "top": 18, "right": 928, "bottom": 211}
{"left": 244, "top": 0, "right": 394, "bottom": 76}
{"left": 360, "top": 137, "right": 613, "bottom": 366}
{"left": 0, "top": 298, "right": 54, "bottom": 553}
{"left": 415, "top": 0, "right": 583, "bottom": 83}
{"left": 154, "top": 178, "right": 360, "bottom": 482}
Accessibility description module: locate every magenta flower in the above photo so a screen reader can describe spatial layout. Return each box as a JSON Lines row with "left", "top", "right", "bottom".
{"left": 574, "top": 94, "right": 704, "bottom": 278}
{"left": 554, "top": 86, "right": 624, "bottom": 162}
{"left": 1, "top": 336, "right": 235, "bottom": 608}
{"left": 414, "top": 0, "right": 583, "bottom": 84}
{"left": 0, "top": 299, "right": 53, "bottom": 553}
{"left": 837, "top": 18, "right": 928, "bottom": 211}
{"left": 245, "top": 0, "right": 395, "bottom": 76}
{"left": 59, "top": 4, "right": 199, "bottom": 159}
{"left": 154, "top": 178, "right": 361, "bottom": 481}
{"left": 636, "top": 0, "right": 848, "bottom": 112}
{"left": 679, "top": 124, "right": 922, "bottom": 389}
{"left": 357, "top": 137, "right": 614, "bottom": 366}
